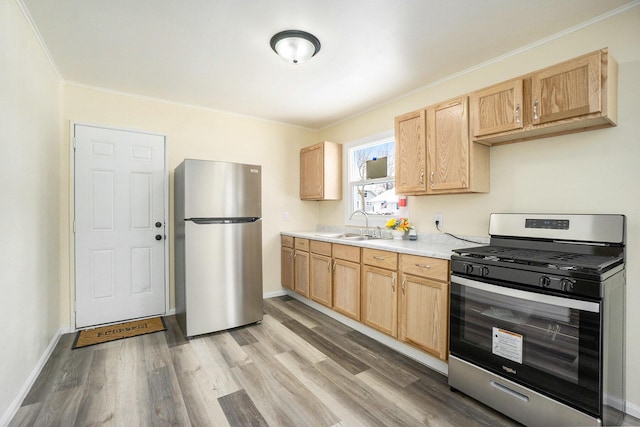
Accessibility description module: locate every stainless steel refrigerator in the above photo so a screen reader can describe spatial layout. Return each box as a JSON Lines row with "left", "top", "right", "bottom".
{"left": 174, "top": 159, "right": 263, "bottom": 337}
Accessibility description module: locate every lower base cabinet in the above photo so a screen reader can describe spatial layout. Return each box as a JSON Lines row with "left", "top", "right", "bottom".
{"left": 281, "top": 237, "right": 450, "bottom": 361}
{"left": 399, "top": 274, "right": 449, "bottom": 360}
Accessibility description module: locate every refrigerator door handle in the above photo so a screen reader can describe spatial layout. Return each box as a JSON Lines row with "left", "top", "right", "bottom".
{"left": 190, "top": 217, "right": 260, "bottom": 225}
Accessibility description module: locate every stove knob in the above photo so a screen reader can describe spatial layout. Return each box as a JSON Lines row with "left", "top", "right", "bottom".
{"left": 539, "top": 276, "right": 551, "bottom": 287}
{"left": 465, "top": 264, "right": 474, "bottom": 274}
{"left": 561, "top": 278, "right": 575, "bottom": 292}
{"left": 481, "top": 266, "right": 490, "bottom": 277}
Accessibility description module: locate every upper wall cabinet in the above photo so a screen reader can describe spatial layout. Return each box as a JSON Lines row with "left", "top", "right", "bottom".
{"left": 395, "top": 96, "right": 489, "bottom": 196}
{"left": 300, "top": 141, "right": 342, "bottom": 200}
{"left": 470, "top": 48, "right": 617, "bottom": 145}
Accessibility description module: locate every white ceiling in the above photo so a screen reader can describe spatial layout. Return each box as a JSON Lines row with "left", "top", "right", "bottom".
{"left": 20, "top": 0, "right": 637, "bottom": 129}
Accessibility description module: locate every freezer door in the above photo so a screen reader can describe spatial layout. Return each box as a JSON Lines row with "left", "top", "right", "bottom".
{"left": 182, "top": 219, "right": 262, "bottom": 336}
{"left": 182, "top": 159, "right": 261, "bottom": 219}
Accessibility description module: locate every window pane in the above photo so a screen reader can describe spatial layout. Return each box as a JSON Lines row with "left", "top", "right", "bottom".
{"left": 350, "top": 141, "right": 395, "bottom": 181}
{"left": 352, "top": 181, "right": 398, "bottom": 216}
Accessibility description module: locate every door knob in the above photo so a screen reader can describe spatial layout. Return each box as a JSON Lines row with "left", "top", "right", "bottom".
{"left": 155, "top": 222, "right": 162, "bottom": 228}
{"left": 155, "top": 234, "right": 163, "bottom": 241}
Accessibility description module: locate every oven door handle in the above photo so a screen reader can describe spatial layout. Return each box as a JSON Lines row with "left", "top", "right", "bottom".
{"left": 451, "top": 275, "right": 600, "bottom": 313}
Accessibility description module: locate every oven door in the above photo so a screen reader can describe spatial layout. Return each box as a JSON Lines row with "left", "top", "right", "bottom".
{"left": 450, "top": 275, "right": 602, "bottom": 417}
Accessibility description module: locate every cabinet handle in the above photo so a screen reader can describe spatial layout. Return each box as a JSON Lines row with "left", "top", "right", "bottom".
{"left": 373, "top": 256, "right": 386, "bottom": 261}
{"left": 391, "top": 275, "right": 396, "bottom": 291}
{"left": 401, "top": 278, "right": 406, "bottom": 295}
{"left": 415, "top": 263, "right": 431, "bottom": 269}
{"left": 430, "top": 171, "right": 434, "bottom": 188}
{"left": 332, "top": 261, "right": 336, "bottom": 272}
{"left": 327, "top": 260, "right": 331, "bottom": 271}
{"left": 420, "top": 171, "right": 424, "bottom": 185}
{"left": 533, "top": 99, "right": 539, "bottom": 121}
{"left": 515, "top": 103, "right": 521, "bottom": 124}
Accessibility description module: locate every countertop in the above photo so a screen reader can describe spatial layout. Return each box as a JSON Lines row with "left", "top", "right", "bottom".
{"left": 281, "top": 228, "right": 488, "bottom": 260}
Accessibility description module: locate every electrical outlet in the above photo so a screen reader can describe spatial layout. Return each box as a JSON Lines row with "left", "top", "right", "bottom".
{"left": 434, "top": 214, "right": 443, "bottom": 229}
{"left": 283, "top": 211, "right": 289, "bottom": 221}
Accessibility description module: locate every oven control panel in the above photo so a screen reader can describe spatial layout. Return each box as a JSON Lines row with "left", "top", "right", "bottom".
{"left": 525, "top": 218, "right": 570, "bottom": 230}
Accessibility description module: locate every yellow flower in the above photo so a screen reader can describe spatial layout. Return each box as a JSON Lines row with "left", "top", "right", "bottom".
{"left": 386, "top": 217, "right": 411, "bottom": 231}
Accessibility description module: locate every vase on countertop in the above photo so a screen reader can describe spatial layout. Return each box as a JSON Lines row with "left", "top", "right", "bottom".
{"left": 391, "top": 230, "right": 404, "bottom": 240}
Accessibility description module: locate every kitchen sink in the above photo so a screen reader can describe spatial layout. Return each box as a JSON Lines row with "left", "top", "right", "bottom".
{"left": 314, "top": 232, "right": 381, "bottom": 241}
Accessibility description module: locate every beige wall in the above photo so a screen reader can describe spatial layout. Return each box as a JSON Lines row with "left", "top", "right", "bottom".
{"left": 319, "top": 6, "right": 640, "bottom": 412}
{"left": 0, "top": 0, "right": 63, "bottom": 420}
{"left": 61, "top": 85, "right": 320, "bottom": 325}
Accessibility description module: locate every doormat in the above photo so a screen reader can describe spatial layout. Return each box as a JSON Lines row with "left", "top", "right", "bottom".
{"left": 72, "top": 317, "right": 166, "bottom": 349}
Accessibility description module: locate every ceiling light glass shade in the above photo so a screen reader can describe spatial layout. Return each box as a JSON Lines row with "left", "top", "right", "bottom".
{"left": 270, "top": 30, "right": 321, "bottom": 64}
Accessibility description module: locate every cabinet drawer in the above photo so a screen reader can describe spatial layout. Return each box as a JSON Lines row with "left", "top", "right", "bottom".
{"left": 295, "top": 238, "right": 309, "bottom": 251}
{"left": 281, "top": 235, "right": 294, "bottom": 248}
{"left": 400, "top": 254, "right": 448, "bottom": 282}
{"left": 310, "top": 240, "right": 332, "bottom": 256}
{"left": 363, "top": 248, "right": 397, "bottom": 270}
{"left": 332, "top": 244, "right": 360, "bottom": 263}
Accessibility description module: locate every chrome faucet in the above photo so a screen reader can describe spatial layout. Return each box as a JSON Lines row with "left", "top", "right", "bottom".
{"left": 349, "top": 209, "right": 369, "bottom": 235}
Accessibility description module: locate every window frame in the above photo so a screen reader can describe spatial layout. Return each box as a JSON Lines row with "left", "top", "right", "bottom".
{"left": 343, "top": 129, "right": 396, "bottom": 228}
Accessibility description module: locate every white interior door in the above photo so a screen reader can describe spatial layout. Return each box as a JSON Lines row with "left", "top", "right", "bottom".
{"left": 74, "top": 124, "right": 166, "bottom": 328}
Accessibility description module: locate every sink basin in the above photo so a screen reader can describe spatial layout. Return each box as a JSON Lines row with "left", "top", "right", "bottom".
{"left": 314, "top": 232, "right": 381, "bottom": 241}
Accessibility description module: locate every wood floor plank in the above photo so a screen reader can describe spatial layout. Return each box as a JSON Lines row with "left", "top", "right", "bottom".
{"left": 189, "top": 334, "right": 242, "bottom": 397}
{"left": 281, "top": 298, "right": 354, "bottom": 335}
{"left": 229, "top": 325, "right": 260, "bottom": 346}
{"left": 275, "top": 350, "right": 372, "bottom": 427}
{"left": 283, "top": 318, "right": 370, "bottom": 375}
{"left": 206, "top": 329, "right": 252, "bottom": 369}
{"left": 313, "top": 323, "right": 420, "bottom": 388}
{"left": 113, "top": 335, "right": 152, "bottom": 426}
{"left": 8, "top": 402, "right": 42, "bottom": 427}
{"left": 170, "top": 343, "right": 231, "bottom": 426}
{"left": 239, "top": 341, "right": 341, "bottom": 426}
{"left": 31, "top": 387, "right": 84, "bottom": 427}
{"left": 247, "top": 315, "right": 327, "bottom": 364}
{"left": 146, "top": 365, "right": 191, "bottom": 426}
{"left": 265, "top": 297, "right": 319, "bottom": 329}
{"left": 218, "top": 389, "right": 269, "bottom": 427}
{"left": 74, "top": 347, "right": 118, "bottom": 426}
{"left": 163, "top": 315, "right": 190, "bottom": 348}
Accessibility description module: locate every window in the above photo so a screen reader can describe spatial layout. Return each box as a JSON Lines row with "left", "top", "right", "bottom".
{"left": 345, "top": 132, "right": 397, "bottom": 226}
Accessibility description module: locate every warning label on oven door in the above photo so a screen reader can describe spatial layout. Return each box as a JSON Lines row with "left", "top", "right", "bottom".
{"left": 492, "top": 327, "right": 523, "bottom": 364}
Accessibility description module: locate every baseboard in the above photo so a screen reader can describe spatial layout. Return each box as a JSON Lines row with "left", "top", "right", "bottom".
{"left": 264, "top": 289, "right": 287, "bottom": 299}
{"left": 626, "top": 400, "right": 640, "bottom": 419}
{"left": 0, "top": 327, "right": 70, "bottom": 427}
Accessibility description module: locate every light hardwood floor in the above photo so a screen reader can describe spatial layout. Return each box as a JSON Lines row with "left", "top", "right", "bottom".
{"left": 9, "top": 296, "right": 639, "bottom": 426}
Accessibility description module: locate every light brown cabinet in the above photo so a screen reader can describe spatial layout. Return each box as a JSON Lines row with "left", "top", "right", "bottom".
{"left": 362, "top": 248, "right": 398, "bottom": 337}
{"left": 399, "top": 254, "right": 450, "bottom": 360}
{"left": 293, "top": 238, "right": 310, "bottom": 297}
{"left": 395, "top": 96, "right": 489, "bottom": 196}
{"left": 332, "top": 244, "right": 361, "bottom": 321}
{"left": 280, "top": 236, "right": 294, "bottom": 291}
{"left": 309, "top": 240, "right": 333, "bottom": 307}
{"left": 471, "top": 48, "right": 617, "bottom": 145}
{"left": 300, "top": 141, "right": 342, "bottom": 200}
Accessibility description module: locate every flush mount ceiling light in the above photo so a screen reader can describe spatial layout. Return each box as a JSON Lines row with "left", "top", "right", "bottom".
{"left": 270, "top": 30, "right": 321, "bottom": 65}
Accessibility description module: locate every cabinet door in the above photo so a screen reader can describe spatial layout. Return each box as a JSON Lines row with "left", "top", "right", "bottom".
{"left": 281, "top": 246, "right": 294, "bottom": 290}
{"left": 470, "top": 78, "right": 524, "bottom": 137}
{"left": 532, "top": 52, "right": 601, "bottom": 125}
{"left": 333, "top": 259, "right": 361, "bottom": 320}
{"left": 399, "top": 274, "right": 449, "bottom": 360}
{"left": 310, "top": 253, "right": 332, "bottom": 307}
{"left": 427, "top": 97, "right": 470, "bottom": 192}
{"left": 300, "top": 143, "right": 324, "bottom": 200}
{"left": 294, "top": 250, "right": 310, "bottom": 297}
{"left": 362, "top": 265, "right": 398, "bottom": 337}
{"left": 395, "top": 110, "right": 427, "bottom": 194}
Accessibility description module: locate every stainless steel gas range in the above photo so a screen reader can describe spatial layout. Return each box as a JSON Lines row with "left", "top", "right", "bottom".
{"left": 448, "top": 213, "right": 626, "bottom": 427}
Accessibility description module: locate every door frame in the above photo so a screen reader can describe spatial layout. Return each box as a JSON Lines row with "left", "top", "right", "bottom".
{"left": 69, "top": 122, "right": 170, "bottom": 329}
